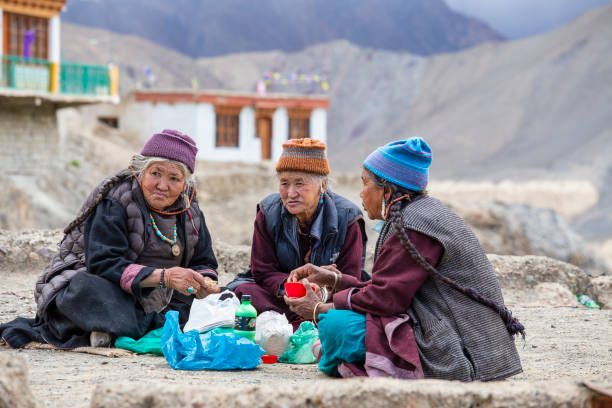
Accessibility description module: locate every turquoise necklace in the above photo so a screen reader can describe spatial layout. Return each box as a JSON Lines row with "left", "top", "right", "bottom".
{"left": 150, "top": 214, "right": 180, "bottom": 256}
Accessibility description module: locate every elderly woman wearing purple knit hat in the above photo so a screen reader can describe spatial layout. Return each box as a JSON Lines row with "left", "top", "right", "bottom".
{"left": 0, "top": 130, "right": 220, "bottom": 349}
{"left": 286, "top": 137, "right": 524, "bottom": 382}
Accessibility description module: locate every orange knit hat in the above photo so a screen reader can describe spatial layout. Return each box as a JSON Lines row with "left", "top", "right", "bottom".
{"left": 275, "top": 138, "right": 330, "bottom": 175}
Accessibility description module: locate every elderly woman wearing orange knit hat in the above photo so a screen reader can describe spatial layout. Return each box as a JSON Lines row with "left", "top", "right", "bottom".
{"left": 231, "top": 138, "right": 368, "bottom": 330}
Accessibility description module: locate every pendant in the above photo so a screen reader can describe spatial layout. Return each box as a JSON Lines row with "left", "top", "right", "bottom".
{"left": 171, "top": 244, "right": 181, "bottom": 257}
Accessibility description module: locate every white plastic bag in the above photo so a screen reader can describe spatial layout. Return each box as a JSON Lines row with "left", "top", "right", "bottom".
{"left": 183, "top": 290, "right": 240, "bottom": 333}
{"left": 254, "top": 311, "right": 293, "bottom": 356}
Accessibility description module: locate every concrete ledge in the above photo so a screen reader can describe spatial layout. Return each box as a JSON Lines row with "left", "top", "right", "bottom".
{"left": 0, "top": 353, "right": 37, "bottom": 408}
{"left": 0, "top": 90, "right": 119, "bottom": 106}
{"left": 91, "top": 378, "right": 600, "bottom": 408}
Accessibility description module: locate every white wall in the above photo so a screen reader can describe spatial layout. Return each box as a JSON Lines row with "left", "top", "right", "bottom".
{"left": 49, "top": 16, "right": 60, "bottom": 63}
{"left": 121, "top": 101, "right": 198, "bottom": 146}
{"left": 271, "top": 108, "right": 288, "bottom": 162}
{"left": 195, "top": 103, "right": 215, "bottom": 158}
{"left": 119, "top": 101, "right": 327, "bottom": 163}
{"left": 310, "top": 108, "right": 327, "bottom": 145}
{"left": 122, "top": 101, "right": 269, "bottom": 162}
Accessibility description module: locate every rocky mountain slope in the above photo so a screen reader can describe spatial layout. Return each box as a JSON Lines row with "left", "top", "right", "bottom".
{"left": 62, "top": 0, "right": 501, "bottom": 57}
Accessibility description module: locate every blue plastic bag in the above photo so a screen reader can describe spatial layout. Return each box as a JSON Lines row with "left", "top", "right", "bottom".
{"left": 161, "top": 311, "right": 265, "bottom": 370}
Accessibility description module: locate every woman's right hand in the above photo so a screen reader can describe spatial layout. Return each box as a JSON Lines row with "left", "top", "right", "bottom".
{"left": 164, "top": 267, "right": 209, "bottom": 296}
{"left": 288, "top": 263, "right": 337, "bottom": 287}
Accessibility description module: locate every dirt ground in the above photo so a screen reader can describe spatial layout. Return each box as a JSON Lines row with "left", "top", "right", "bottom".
{"left": 1, "top": 270, "right": 611, "bottom": 408}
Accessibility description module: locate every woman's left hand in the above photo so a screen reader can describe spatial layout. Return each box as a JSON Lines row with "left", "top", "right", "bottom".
{"left": 194, "top": 276, "right": 220, "bottom": 299}
{"left": 284, "top": 279, "right": 321, "bottom": 319}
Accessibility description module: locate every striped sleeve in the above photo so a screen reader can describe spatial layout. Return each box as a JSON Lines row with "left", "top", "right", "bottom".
{"left": 120, "top": 264, "right": 146, "bottom": 294}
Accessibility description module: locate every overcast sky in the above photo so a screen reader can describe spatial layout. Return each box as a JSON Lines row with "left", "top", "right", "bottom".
{"left": 444, "top": 0, "right": 612, "bottom": 38}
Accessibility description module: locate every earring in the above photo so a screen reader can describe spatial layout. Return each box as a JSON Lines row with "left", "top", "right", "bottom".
{"left": 320, "top": 188, "right": 324, "bottom": 205}
{"left": 381, "top": 198, "right": 386, "bottom": 219}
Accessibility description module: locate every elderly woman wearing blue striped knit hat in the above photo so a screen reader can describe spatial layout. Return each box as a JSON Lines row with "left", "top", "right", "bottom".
{"left": 286, "top": 137, "right": 524, "bottom": 381}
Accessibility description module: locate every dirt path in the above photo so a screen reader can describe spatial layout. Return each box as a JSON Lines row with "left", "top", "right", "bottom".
{"left": 1, "top": 271, "right": 611, "bottom": 408}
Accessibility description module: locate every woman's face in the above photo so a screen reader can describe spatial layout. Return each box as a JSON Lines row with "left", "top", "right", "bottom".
{"left": 279, "top": 171, "right": 324, "bottom": 223}
{"left": 360, "top": 168, "right": 386, "bottom": 220}
{"left": 141, "top": 161, "right": 186, "bottom": 210}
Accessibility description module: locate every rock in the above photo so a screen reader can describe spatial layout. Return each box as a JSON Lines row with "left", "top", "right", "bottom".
{"left": 27, "top": 252, "right": 40, "bottom": 263}
{"left": 0, "top": 229, "right": 62, "bottom": 272}
{"left": 35, "top": 248, "right": 54, "bottom": 260}
{"left": 90, "top": 378, "right": 596, "bottom": 408}
{"left": 489, "top": 255, "right": 592, "bottom": 295}
{"left": 0, "top": 353, "right": 37, "bottom": 408}
{"left": 455, "top": 201, "right": 609, "bottom": 276}
{"left": 488, "top": 255, "right": 607, "bottom": 308}
{"left": 533, "top": 282, "right": 577, "bottom": 307}
{"left": 213, "top": 241, "right": 251, "bottom": 285}
{"left": 590, "top": 276, "right": 612, "bottom": 308}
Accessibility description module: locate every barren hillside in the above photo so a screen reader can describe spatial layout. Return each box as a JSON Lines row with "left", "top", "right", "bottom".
{"left": 59, "top": 5, "right": 612, "bottom": 253}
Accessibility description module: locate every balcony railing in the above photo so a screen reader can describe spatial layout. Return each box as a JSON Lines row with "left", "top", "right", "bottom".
{"left": 0, "top": 55, "right": 118, "bottom": 97}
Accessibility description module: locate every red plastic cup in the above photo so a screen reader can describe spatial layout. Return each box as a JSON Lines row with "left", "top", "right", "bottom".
{"left": 284, "top": 282, "right": 316, "bottom": 298}
{"left": 261, "top": 355, "right": 278, "bottom": 364}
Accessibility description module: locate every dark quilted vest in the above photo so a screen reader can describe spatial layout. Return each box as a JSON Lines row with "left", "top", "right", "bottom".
{"left": 376, "top": 195, "right": 522, "bottom": 381}
{"left": 34, "top": 169, "right": 202, "bottom": 318}
{"left": 259, "top": 191, "right": 366, "bottom": 275}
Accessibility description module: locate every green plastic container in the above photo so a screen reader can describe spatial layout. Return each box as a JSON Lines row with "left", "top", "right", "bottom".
{"left": 234, "top": 295, "right": 257, "bottom": 341}
{"left": 577, "top": 295, "right": 601, "bottom": 309}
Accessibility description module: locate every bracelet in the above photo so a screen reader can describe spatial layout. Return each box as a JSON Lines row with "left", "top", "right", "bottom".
{"left": 332, "top": 272, "right": 342, "bottom": 292}
{"left": 320, "top": 287, "right": 329, "bottom": 303}
{"left": 313, "top": 301, "right": 324, "bottom": 325}
{"left": 160, "top": 268, "right": 166, "bottom": 288}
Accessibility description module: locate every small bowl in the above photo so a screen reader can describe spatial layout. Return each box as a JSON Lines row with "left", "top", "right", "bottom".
{"left": 284, "top": 282, "right": 315, "bottom": 298}
{"left": 261, "top": 355, "right": 278, "bottom": 364}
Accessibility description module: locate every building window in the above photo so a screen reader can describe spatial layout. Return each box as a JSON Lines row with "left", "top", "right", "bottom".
{"left": 215, "top": 105, "right": 241, "bottom": 147}
{"left": 98, "top": 117, "right": 119, "bottom": 128}
{"left": 288, "top": 109, "right": 311, "bottom": 140}
{"left": 4, "top": 12, "right": 49, "bottom": 59}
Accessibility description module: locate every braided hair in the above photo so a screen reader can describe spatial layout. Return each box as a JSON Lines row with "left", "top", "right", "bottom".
{"left": 369, "top": 170, "right": 526, "bottom": 339}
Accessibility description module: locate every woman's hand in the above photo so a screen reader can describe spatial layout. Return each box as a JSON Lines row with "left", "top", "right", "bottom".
{"left": 194, "top": 276, "right": 220, "bottom": 299}
{"left": 284, "top": 279, "right": 321, "bottom": 319}
{"left": 165, "top": 267, "right": 210, "bottom": 296}
{"left": 288, "top": 263, "right": 337, "bottom": 287}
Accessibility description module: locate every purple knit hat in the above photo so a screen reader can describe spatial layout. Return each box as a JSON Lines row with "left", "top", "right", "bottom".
{"left": 140, "top": 129, "right": 198, "bottom": 173}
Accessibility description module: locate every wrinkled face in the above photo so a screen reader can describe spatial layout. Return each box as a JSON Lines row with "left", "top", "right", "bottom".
{"left": 360, "top": 168, "right": 386, "bottom": 220}
{"left": 141, "top": 161, "right": 186, "bottom": 210}
{"left": 279, "top": 171, "right": 323, "bottom": 222}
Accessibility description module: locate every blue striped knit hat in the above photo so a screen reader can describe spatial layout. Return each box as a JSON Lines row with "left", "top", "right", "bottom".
{"left": 364, "top": 137, "right": 432, "bottom": 192}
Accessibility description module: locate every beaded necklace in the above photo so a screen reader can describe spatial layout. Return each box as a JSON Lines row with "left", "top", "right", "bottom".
{"left": 150, "top": 214, "right": 181, "bottom": 256}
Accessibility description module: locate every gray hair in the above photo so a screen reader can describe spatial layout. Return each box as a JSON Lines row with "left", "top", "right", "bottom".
{"left": 276, "top": 171, "right": 331, "bottom": 192}
{"left": 130, "top": 154, "right": 195, "bottom": 189}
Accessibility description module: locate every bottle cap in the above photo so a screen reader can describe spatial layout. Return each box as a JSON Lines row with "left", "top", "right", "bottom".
{"left": 242, "top": 294, "right": 251, "bottom": 302}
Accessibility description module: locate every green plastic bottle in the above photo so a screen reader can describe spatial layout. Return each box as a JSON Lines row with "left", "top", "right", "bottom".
{"left": 577, "top": 295, "right": 601, "bottom": 309}
{"left": 234, "top": 294, "right": 257, "bottom": 341}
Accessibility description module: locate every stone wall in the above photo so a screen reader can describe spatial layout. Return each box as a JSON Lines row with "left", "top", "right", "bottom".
{"left": 0, "top": 99, "right": 59, "bottom": 176}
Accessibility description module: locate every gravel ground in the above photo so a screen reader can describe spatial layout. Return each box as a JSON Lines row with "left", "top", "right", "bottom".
{"left": 1, "top": 271, "right": 611, "bottom": 408}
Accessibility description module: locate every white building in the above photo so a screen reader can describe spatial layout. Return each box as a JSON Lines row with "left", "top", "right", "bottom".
{"left": 100, "top": 89, "right": 330, "bottom": 163}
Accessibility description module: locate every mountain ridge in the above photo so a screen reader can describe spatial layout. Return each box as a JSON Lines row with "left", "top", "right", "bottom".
{"left": 61, "top": 0, "right": 502, "bottom": 57}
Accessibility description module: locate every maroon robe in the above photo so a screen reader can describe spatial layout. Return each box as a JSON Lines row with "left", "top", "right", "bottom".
{"left": 235, "top": 209, "right": 364, "bottom": 329}
{"left": 332, "top": 230, "right": 443, "bottom": 378}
